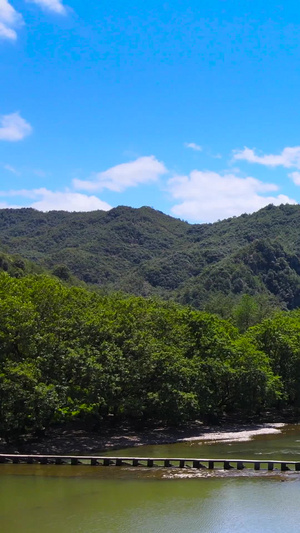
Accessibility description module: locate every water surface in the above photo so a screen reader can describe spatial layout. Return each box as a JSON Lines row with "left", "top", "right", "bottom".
{"left": 1, "top": 424, "right": 300, "bottom": 532}
{"left": 103, "top": 423, "right": 300, "bottom": 461}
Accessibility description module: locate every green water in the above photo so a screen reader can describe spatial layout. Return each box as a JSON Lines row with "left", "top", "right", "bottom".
{"left": 1, "top": 424, "right": 300, "bottom": 532}
{"left": 104, "top": 423, "right": 300, "bottom": 461}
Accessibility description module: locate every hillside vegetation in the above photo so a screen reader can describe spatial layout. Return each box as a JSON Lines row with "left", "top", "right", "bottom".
{"left": 2, "top": 273, "right": 300, "bottom": 443}
{"left": 2, "top": 203, "right": 300, "bottom": 442}
{"left": 1, "top": 204, "right": 300, "bottom": 312}
{"left": 0, "top": 249, "right": 45, "bottom": 278}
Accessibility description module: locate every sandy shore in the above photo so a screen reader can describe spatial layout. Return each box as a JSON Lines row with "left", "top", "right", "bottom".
{"left": 181, "top": 423, "right": 286, "bottom": 443}
{"left": 0, "top": 421, "right": 289, "bottom": 455}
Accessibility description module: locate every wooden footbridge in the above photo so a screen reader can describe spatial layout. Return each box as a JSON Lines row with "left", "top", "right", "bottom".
{"left": 1, "top": 454, "right": 300, "bottom": 472}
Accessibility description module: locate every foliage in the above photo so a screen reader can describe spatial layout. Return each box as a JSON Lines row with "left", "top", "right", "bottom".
{"left": 0, "top": 273, "right": 288, "bottom": 442}
{"left": 1, "top": 204, "right": 300, "bottom": 440}
{"left": 2, "top": 204, "right": 300, "bottom": 310}
{"left": 248, "top": 310, "right": 300, "bottom": 408}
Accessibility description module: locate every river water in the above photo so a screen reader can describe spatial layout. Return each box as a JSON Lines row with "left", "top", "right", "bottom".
{"left": 1, "top": 424, "right": 300, "bottom": 532}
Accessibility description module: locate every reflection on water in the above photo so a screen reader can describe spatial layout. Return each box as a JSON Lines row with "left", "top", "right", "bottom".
{"left": 1, "top": 424, "right": 300, "bottom": 532}
{"left": 1, "top": 471, "right": 300, "bottom": 532}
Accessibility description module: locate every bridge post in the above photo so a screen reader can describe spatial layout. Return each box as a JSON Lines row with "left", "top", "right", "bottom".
{"left": 208, "top": 461, "right": 214, "bottom": 470}
{"left": 281, "top": 463, "right": 289, "bottom": 471}
{"left": 268, "top": 462, "right": 274, "bottom": 471}
{"left": 254, "top": 462, "right": 260, "bottom": 470}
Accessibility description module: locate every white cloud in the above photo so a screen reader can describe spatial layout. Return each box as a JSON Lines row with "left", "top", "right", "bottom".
{"left": 73, "top": 156, "right": 168, "bottom": 193}
{"left": 27, "top": 0, "right": 67, "bottom": 15}
{"left": 184, "top": 142, "right": 202, "bottom": 152}
{"left": 0, "top": 0, "right": 23, "bottom": 41}
{"left": 31, "top": 190, "right": 111, "bottom": 211}
{"left": 0, "top": 188, "right": 112, "bottom": 212}
{"left": 0, "top": 0, "right": 69, "bottom": 43}
{"left": 0, "top": 19, "right": 15, "bottom": 39}
{"left": 233, "top": 146, "right": 300, "bottom": 169}
{"left": 289, "top": 172, "right": 300, "bottom": 186}
{"left": 168, "top": 170, "right": 296, "bottom": 223}
{"left": 0, "top": 112, "right": 32, "bottom": 141}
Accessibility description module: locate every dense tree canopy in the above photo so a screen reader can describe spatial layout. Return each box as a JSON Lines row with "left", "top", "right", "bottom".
{"left": 0, "top": 272, "right": 293, "bottom": 443}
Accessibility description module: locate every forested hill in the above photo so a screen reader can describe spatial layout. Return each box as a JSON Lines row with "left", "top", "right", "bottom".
{"left": 1, "top": 203, "right": 300, "bottom": 310}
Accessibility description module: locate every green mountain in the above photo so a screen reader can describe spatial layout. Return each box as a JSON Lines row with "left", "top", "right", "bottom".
{"left": 0, "top": 249, "right": 45, "bottom": 278}
{"left": 1, "top": 203, "right": 300, "bottom": 310}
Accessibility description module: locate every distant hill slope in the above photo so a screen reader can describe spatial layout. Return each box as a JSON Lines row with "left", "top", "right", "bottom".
{"left": 1, "top": 203, "right": 300, "bottom": 309}
{"left": 0, "top": 249, "right": 45, "bottom": 278}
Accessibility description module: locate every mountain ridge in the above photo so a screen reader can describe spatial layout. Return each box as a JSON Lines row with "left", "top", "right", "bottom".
{"left": 1, "top": 203, "right": 300, "bottom": 310}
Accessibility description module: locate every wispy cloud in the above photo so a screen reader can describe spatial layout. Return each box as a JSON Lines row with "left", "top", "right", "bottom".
{"left": 73, "top": 156, "right": 168, "bottom": 193}
{"left": 184, "top": 142, "right": 202, "bottom": 152}
{"left": 0, "top": 0, "right": 23, "bottom": 41}
{"left": 168, "top": 170, "right": 296, "bottom": 223}
{"left": 0, "top": 188, "right": 112, "bottom": 212}
{"left": 4, "top": 163, "right": 20, "bottom": 175}
{"left": 27, "top": 0, "right": 67, "bottom": 15}
{"left": 233, "top": 146, "right": 300, "bottom": 169}
{"left": 0, "top": 0, "right": 69, "bottom": 42}
{"left": 33, "top": 168, "right": 47, "bottom": 178}
{"left": 0, "top": 112, "right": 32, "bottom": 141}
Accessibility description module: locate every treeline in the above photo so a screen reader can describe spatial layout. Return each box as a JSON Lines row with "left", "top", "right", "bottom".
{"left": 1, "top": 273, "right": 300, "bottom": 442}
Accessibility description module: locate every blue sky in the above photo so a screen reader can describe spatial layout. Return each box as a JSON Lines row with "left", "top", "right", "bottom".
{"left": 1, "top": 0, "right": 300, "bottom": 222}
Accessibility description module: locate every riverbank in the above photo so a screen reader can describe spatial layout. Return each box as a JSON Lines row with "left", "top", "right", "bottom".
{"left": 0, "top": 421, "right": 292, "bottom": 455}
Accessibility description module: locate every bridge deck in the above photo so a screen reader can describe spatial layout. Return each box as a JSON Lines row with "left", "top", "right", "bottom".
{"left": 0, "top": 454, "right": 300, "bottom": 471}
